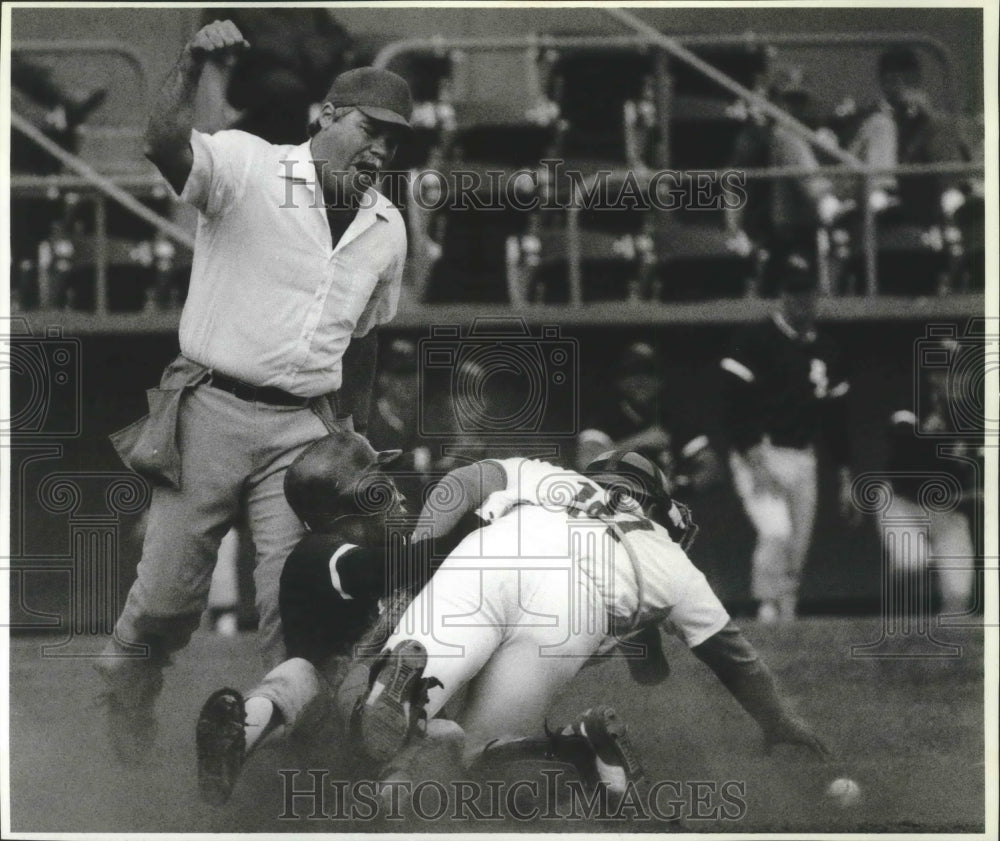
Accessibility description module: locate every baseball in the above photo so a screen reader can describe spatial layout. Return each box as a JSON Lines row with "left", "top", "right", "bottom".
{"left": 825, "top": 777, "right": 862, "bottom": 807}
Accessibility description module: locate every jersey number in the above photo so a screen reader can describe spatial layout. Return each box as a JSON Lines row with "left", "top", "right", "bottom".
{"left": 809, "top": 358, "right": 829, "bottom": 398}
{"left": 567, "top": 483, "right": 654, "bottom": 542}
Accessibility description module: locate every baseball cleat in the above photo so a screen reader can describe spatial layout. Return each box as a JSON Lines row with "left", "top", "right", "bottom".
{"left": 196, "top": 688, "right": 247, "bottom": 806}
{"left": 570, "top": 706, "right": 646, "bottom": 795}
{"left": 361, "top": 640, "right": 441, "bottom": 763}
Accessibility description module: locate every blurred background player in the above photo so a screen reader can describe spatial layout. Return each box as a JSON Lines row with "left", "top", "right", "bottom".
{"left": 880, "top": 338, "right": 982, "bottom": 616}
{"left": 576, "top": 340, "right": 720, "bottom": 678}
{"left": 724, "top": 65, "right": 845, "bottom": 297}
{"left": 576, "top": 340, "right": 721, "bottom": 493}
{"left": 720, "top": 255, "right": 856, "bottom": 623}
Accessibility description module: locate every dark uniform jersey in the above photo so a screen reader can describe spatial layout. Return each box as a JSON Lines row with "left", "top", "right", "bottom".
{"left": 884, "top": 409, "right": 981, "bottom": 508}
{"left": 279, "top": 533, "right": 434, "bottom": 667}
{"left": 720, "top": 313, "right": 850, "bottom": 463}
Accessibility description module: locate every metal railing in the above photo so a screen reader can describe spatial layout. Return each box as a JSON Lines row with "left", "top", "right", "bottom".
{"left": 530, "top": 161, "right": 984, "bottom": 305}
{"left": 379, "top": 29, "right": 977, "bottom": 304}
{"left": 374, "top": 32, "right": 956, "bottom": 106}
{"left": 9, "top": 31, "right": 980, "bottom": 322}
{"left": 10, "top": 40, "right": 195, "bottom": 315}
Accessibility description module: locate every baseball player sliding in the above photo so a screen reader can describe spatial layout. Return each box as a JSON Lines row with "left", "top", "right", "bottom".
{"left": 195, "top": 439, "right": 827, "bottom": 806}
{"left": 356, "top": 451, "right": 829, "bottom": 792}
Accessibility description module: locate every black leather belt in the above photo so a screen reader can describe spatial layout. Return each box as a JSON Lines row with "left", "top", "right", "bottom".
{"left": 206, "top": 372, "right": 309, "bottom": 408}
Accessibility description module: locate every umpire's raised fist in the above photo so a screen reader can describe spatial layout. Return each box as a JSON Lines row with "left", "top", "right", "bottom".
{"left": 186, "top": 20, "right": 249, "bottom": 61}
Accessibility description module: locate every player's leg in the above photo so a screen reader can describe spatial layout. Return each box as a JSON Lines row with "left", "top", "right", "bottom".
{"left": 929, "top": 508, "right": 976, "bottom": 615}
{"left": 358, "top": 565, "right": 507, "bottom": 763}
{"left": 196, "top": 657, "right": 330, "bottom": 805}
{"left": 782, "top": 447, "right": 819, "bottom": 620}
{"left": 729, "top": 449, "right": 793, "bottom": 622}
{"left": 206, "top": 526, "right": 243, "bottom": 636}
{"left": 463, "top": 577, "right": 645, "bottom": 799}
{"left": 96, "top": 386, "right": 248, "bottom": 762}
{"left": 244, "top": 405, "right": 331, "bottom": 670}
{"left": 879, "top": 492, "right": 926, "bottom": 579}
{"left": 458, "top": 632, "right": 600, "bottom": 761}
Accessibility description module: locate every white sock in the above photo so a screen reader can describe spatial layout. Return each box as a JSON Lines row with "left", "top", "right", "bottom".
{"left": 244, "top": 696, "right": 278, "bottom": 753}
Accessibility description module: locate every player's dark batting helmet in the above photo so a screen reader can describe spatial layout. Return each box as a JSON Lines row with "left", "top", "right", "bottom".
{"left": 284, "top": 428, "right": 402, "bottom": 532}
{"left": 584, "top": 450, "right": 671, "bottom": 505}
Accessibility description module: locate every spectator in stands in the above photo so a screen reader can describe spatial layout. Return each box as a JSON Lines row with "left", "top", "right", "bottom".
{"left": 720, "top": 255, "right": 856, "bottom": 623}
{"left": 97, "top": 20, "right": 412, "bottom": 765}
{"left": 881, "top": 339, "right": 981, "bottom": 615}
{"left": 725, "top": 65, "right": 844, "bottom": 297}
{"left": 847, "top": 46, "right": 968, "bottom": 226}
{"left": 576, "top": 341, "right": 720, "bottom": 494}
{"left": 207, "top": 8, "right": 354, "bottom": 144}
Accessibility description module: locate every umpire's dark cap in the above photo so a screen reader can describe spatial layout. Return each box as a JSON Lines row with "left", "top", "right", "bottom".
{"left": 585, "top": 450, "right": 672, "bottom": 505}
{"left": 284, "top": 427, "right": 402, "bottom": 529}
{"left": 325, "top": 67, "right": 413, "bottom": 131}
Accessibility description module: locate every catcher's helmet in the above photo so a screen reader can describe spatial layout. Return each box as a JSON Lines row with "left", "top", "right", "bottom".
{"left": 585, "top": 449, "right": 698, "bottom": 550}
{"left": 284, "top": 428, "right": 402, "bottom": 532}
{"left": 584, "top": 450, "right": 671, "bottom": 506}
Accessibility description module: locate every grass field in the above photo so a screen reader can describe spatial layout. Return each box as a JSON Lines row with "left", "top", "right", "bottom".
{"left": 7, "top": 617, "right": 986, "bottom": 835}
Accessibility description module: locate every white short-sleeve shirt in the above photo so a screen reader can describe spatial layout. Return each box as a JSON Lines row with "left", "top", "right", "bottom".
{"left": 177, "top": 129, "right": 406, "bottom": 397}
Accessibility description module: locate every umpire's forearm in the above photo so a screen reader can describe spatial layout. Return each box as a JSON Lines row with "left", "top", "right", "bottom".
{"left": 145, "top": 47, "right": 202, "bottom": 169}
{"left": 691, "top": 621, "right": 790, "bottom": 734}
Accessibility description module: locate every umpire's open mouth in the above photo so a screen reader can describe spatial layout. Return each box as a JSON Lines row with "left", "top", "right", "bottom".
{"left": 352, "top": 162, "right": 380, "bottom": 189}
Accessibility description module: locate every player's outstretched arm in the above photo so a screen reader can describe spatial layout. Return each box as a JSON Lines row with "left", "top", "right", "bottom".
{"left": 145, "top": 19, "right": 249, "bottom": 193}
{"left": 410, "top": 460, "right": 507, "bottom": 550}
{"left": 690, "top": 620, "right": 831, "bottom": 760}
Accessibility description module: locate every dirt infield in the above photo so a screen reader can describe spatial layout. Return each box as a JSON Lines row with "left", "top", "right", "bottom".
{"left": 7, "top": 617, "right": 985, "bottom": 833}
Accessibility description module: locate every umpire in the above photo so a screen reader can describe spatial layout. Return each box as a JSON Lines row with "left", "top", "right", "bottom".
{"left": 97, "top": 19, "right": 412, "bottom": 764}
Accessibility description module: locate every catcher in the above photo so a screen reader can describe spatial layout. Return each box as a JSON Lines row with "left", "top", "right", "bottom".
{"left": 354, "top": 451, "right": 831, "bottom": 799}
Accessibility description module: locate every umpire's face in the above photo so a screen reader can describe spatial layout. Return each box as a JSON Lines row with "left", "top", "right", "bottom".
{"left": 310, "top": 104, "right": 401, "bottom": 207}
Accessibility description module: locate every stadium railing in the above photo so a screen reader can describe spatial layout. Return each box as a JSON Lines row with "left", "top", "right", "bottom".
{"left": 376, "top": 31, "right": 983, "bottom": 306}
{"left": 8, "top": 32, "right": 984, "bottom": 329}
